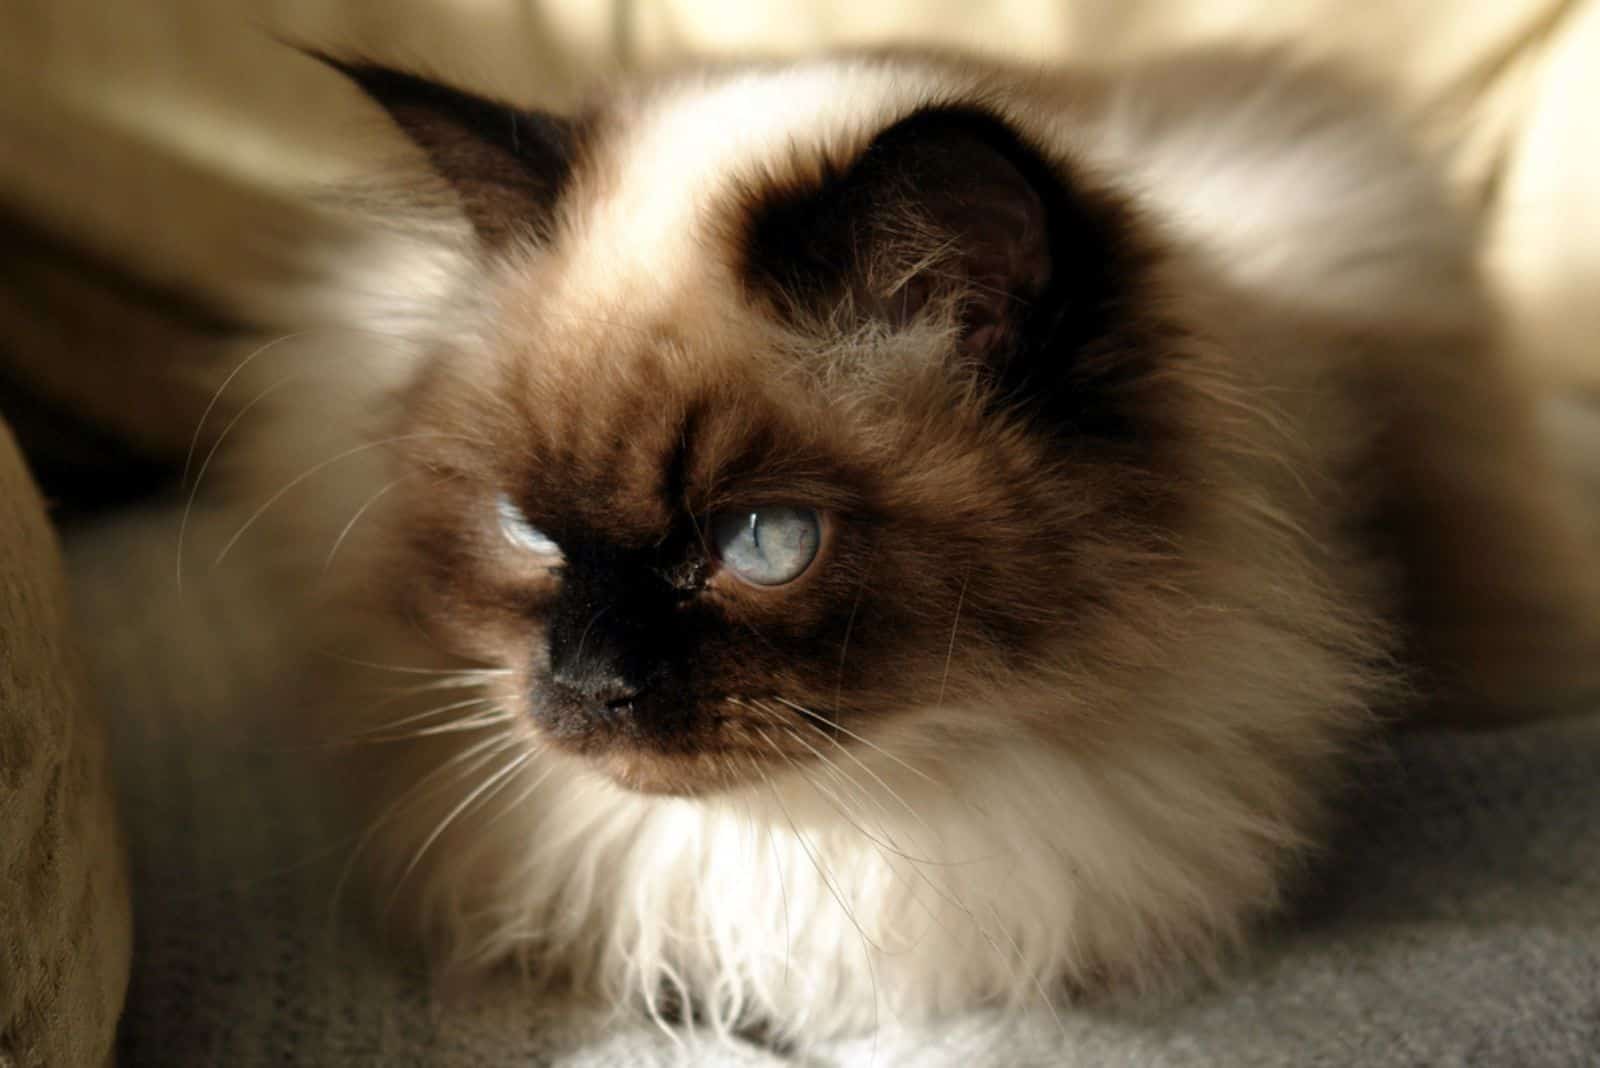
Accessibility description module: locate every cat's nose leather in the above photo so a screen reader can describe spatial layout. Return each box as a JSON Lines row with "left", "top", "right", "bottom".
{"left": 544, "top": 545, "right": 676, "bottom": 721}
{"left": 549, "top": 664, "right": 642, "bottom": 709}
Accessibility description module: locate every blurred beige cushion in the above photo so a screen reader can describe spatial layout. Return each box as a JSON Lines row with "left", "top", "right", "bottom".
{"left": 0, "top": 0, "right": 1595, "bottom": 392}
{"left": 0, "top": 420, "right": 130, "bottom": 1068}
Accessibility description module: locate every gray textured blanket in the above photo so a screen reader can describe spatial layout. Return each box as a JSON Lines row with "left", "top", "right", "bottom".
{"left": 69, "top": 501, "right": 1600, "bottom": 1066}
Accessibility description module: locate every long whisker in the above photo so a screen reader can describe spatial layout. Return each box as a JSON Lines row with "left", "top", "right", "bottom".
{"left": 764, "top": 719, "right": 1028, "bottom": 1001}
{"left": 339, "top": 692, "right": 502, "bottom": 739}
{"left": 181, "top": 330, "right": 310, "bottom": 490}
{"left": 757, "top": 729, "right": 952, "bottom": 868}
{"left": 355, "top": 709, "right": 517, "bottom": 745}
{"left": 360, "top": 673, "right": 502, "bottom": 717}
{"left": 213, "top": 432, "right": 487, "bottom": 567}
{"left": 387, "top": 744, "right": 534, "bottom": 915}
{"left": 258, "top": 683, "right": 504, "bottom": 755}
{"left": 774, "top": 737, "right": 992, "bottom": 970}
{"left": 177, "top": 369, "right": 301, "bottom": 590}
{"left": 735, "top": 700, "right": 904, "bottom": 831}
{"left": 770, "top": 695, "right": 937, "bottom": 786}
{"left": 833, "top": 553, "right": 873, "bottom": 715}
{"left": 374, "top": 736, "right": 520, "bottom": 914}
{"left": 770, "top": 717, "right": 990, "bottom": 873}
{"left": 323, "top": 474, "right": 410, "bottom": 572}
{"left": 325, "top": 725, "right": 513, "bottom": 926}
{"left": 768, "top": 721, "right": 916, "bottom": 838}
{"left": 472, "top": 757, "right": 554, "bottom": 835}
{"left": 572, "top": 605, "right": 612, "bottom": 667}
{"left": 778, "top": 704, "right": 978, "bottom": 875}
{"left": 985, "top": 901, "right": 1068, "bottom": 1043}
{"left": 752, "top": 758, "right": 883, "bottom": 1047}
{"left": 751, "top": 762, "right": 792, "bottom": 992}
{"left": 313, "top": 652, "right": 510, "bottom": 678}
{"left": 937, "top": 569, "right": 970, "bottom": 707}
{"left": 753, "top": 761, "right": 883, "bottom": 958}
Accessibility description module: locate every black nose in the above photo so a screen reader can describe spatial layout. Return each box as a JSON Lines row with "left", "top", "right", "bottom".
{"left": 544, "top": 544, "right": 677, "bottom": 724}
{"left": 549, "top": 663, "right": 643, "bottom": 709}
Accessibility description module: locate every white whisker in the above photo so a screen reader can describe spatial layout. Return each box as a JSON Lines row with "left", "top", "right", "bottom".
{"left": 358, "top": 710, "right": 517, "bottom": 745}
{"left": 753, "top": 759, "right": 882, "bottom": 1047}
{"left": 474, "top": 757, "right": 554, "bottom": 834}
{"left": 177, "top": 368, "right": 301, "bottom": 590}
{"left": 213, "top": 432, "right": 486, "bottom": 568}
{"left": 314, "top": 652, "right": 510, "bottom": 678}
{"left": 181, "top": 330, "right": 310, "bottom": 490}
{"left": 770, "top": 695, "right": 937, "bottom": 786}
{"left": 937, "top": 569, "right": 970, "bottom": 707}
{"left": 326, "top": 725, "right": 514, "bottom": 928}
{"left": 387, "top": 744, "right": 535, "bottom": 915}
{"left": 323, "top": 474, "right": 410, "bottom": 572}
{"left": 758, "top": 729, "right": 950, "bottom": 870}
{"left": 832, "top": 554, "right": 873, "bottom": 714}
{"left": 341, "top": 694, "right": 500, "bottom": 738}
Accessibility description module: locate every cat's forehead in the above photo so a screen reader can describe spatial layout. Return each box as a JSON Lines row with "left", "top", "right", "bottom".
{"left": 461, "top": 301, "right": 859, "bottom": 531}
{"left": 543, "top": 61, "right": 979, "bottom": 314}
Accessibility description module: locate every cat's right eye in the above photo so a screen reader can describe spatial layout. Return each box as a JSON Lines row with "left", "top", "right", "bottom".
{"left": 495, "top": 493, "right": 561, "bottom": 558}
{"left": 710, "top": 506, "right": 822, "bottom": 586}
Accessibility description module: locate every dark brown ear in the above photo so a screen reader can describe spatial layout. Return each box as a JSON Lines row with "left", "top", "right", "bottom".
{"left": 745, "top": 107, "right": 1149, "bottom": 439}
{"left": 315, "top": 55, "right": 578, "bottom": 246}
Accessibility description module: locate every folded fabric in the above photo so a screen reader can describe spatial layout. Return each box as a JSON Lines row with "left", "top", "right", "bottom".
{"left": 1, "top": 0, "right": 1595, "bottom": 395}
{"left": 0, "top": 419, "right": 130, "bottom": 1068}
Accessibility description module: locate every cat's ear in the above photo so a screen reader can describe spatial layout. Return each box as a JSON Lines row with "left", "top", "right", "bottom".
{"left": 315, "top": 55, "right": 577, "bottom": 246}
{"left": 746, "top": 107, "right": 1141, "bottom": 429}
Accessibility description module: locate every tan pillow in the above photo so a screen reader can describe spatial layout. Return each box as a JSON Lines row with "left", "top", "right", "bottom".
{"left": 1, "top": 0, "right": 1593, "bottom": 456}
{"left": 0, "top": 419, "right": 131, "bottom": 1068}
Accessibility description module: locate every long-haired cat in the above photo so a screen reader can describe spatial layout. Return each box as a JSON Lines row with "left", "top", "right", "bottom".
{"left": 220, "top": 47, "right": 1600, "bottom": 1044}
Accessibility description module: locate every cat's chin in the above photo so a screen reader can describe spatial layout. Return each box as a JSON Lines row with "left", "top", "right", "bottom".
{"left": 529, "top": 689, "right": 822, "bottom": 797}
{"left": 587, "top": 747, "right": 755, "bottom": 797}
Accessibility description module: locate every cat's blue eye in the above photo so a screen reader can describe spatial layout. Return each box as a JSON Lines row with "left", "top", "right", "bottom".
{"left": 710, "top": 506, "right": 822, "bottom": 586}
{"left": 496, "top": 493, "right": 561, "bottom": 557}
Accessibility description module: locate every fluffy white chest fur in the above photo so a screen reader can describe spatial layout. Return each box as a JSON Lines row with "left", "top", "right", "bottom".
{"left": 415, "top": 610, "right": 1343, "bottom": 1039}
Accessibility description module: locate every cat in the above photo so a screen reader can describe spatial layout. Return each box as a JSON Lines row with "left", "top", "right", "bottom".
{"left": 220, "top": 47, "right": 1600, "bottom": 1044}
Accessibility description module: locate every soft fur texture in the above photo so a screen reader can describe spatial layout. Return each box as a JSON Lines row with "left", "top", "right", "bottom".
{"left": 211, "top": 50, "right": 1600, "bottom": 1045}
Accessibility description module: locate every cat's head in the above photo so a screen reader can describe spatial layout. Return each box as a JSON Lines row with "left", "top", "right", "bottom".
{"left": 328, "top": 57, "right": 1205, "bottom": 795}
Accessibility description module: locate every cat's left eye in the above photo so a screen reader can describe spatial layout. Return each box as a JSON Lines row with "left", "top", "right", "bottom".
{"left": 710, "top": 506, "right": 822, "bottom": 586}
{"left": 496, "top": 493, "right": 561, "bottom": 557}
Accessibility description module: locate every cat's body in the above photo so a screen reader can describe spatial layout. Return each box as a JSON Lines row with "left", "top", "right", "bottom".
{"left": 223, "top": 50, "right": 1600, "bottom": 1043}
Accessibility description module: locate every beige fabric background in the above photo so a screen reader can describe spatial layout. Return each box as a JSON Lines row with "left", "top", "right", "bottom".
{"left": 0, "top": 425, "right": 130, "bottom": 1068}
{"left": 0, "top": 0, "right": 1596, "bottom": 388}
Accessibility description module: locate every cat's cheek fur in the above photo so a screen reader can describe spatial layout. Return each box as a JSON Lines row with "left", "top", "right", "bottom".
{"left": 219, "top": 47, "right": 1600, "bottom": 1048}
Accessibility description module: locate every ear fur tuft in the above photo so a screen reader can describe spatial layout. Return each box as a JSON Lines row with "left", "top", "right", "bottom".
{"left": 310, "top": 51, "right": 579, "bottom": 245}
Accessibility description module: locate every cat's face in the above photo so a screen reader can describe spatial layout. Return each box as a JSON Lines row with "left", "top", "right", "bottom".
{"left": 338, "top": 60, "right": 1195, "bottom": 795}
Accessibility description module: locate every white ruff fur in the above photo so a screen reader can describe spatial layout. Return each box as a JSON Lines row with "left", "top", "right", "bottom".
{"left": 411, "top": 570, "right": 1367, "bottom": 1042}
{"left": 230, "top": 54, "right": 1480, "bottom": 1045}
